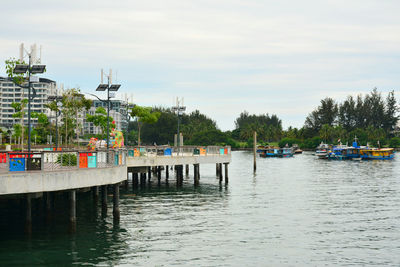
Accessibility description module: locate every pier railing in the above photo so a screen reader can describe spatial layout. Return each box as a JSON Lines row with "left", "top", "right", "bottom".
{"left": 0, "top": 150, "right": 127, "bottom": 173}
{"left": 126, "top": 145, "right": 231, "bottom": 158}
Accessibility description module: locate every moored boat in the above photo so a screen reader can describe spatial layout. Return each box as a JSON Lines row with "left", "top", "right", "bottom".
{"left": 359, "top": 148, "right": 395, "bottom": 160}
{"left": 316, "top": 142, "right": 330, "bottom": 159}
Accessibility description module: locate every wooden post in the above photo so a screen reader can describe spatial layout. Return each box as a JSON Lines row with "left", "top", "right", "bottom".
{"left": 70, "top": 190, "right": 76, "bottom": 233}
{"left": 253, "top": 131, "right": 257, "bottom": 172}
{"left": 25, "top": 193, "right": 32, "bottom": 234}
{"left": 166, "top": 165, "right": 169, "bottom": 179}
{"left": 113, "top": 183, "right": 120, "bottom": 223}
{"left": 216, "top": 163, "right": 219, "bottom": 177}
{"left": 148, "top": 167, "right": 152, "bottom": 180}
{"left": 185, "top": 164, "right": 189, "bottom": 176}
{"left": 224, "top": 163, "right": 229, "bottom": 184}
{"left": 101, "top": 185, "right": 107, "bottom": 217}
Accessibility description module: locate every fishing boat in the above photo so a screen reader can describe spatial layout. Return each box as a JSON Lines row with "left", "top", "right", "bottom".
{"left": 359, "top": 148, "right": 395, "bottom": 160}
{"left": 277, "top": 147, "right": 294, "bottom": 158}
{"left": 257, "top": 147, "right": 279, "bottom": 158}
{"left": 292, "top": 144, "right": 303, "bottom": 154}
{"left": 315, "top": 142, "right": 330, "bottom": 159}
{"left": 326, "top": 145, "right": 348, "bottom": 160}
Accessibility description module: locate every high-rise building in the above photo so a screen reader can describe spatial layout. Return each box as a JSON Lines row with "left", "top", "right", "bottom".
{"left": 83, "top": 99, "right": 131, "bottom": 135}
{"left": 0, "top": 76, "right": 57, "bottom": 128}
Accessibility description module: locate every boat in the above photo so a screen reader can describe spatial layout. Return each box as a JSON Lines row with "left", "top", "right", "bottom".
{"left": 315, "top": 142, "right": 330, "bottom": 159}
{"left": 257, "top": 146, "right": 279, "bottom": 158}
{"left": 292, "top": 144, "right": 303, "bottom": 154}
{"left": 326, "top": 145, "right": 348, "bottom": 160}
{"left": 278, "top": 147, "right": 294, "bottom": 157}
{"left": 359, "top": 148, "right": 395, "bottom": 160}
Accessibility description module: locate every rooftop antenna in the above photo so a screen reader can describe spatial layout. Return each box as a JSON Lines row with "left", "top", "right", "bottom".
{"left": 39, "top": 45, "right": 42, "bottom": 64}
{"left": 31, "top": 44, "right": 37, "bottom": 63}
{"left": 19, "top": 43, "right": 24, "bottom": 62}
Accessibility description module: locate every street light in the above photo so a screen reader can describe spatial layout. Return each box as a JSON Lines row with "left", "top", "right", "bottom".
{"left": 94, "top": 70, "right": 121, "bottom": 157}
{"left": 13, "top": 54, "right": 46, "bottom": 152}
{"left": 48, "top": 95, "right": 63, "bottom": 149}
{"left": 172, "top": 97, "right": 186, "bottom": 155}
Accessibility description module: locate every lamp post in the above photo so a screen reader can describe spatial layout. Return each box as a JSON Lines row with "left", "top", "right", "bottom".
{"left": 13, "top": 57, "right": 46, "bottom": 152}
{"left": 95, "top": 70, "right": 121, "bottom": 157}
{"left": 48, "top": 95, "right": 63, "bottom": 149}
{"left": 172, "top": 97, "right": 186, "bottom": 155}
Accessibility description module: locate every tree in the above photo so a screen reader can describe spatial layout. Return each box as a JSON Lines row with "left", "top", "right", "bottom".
{"left": 11, "top": 99, "right": 28, "bottom": 150}
{"left": 31, "top": 112, "right": 50, "bottom": 144}
{"left": 384, "top": 90, "right": 399, "bottom": 134}
{"left": 130, "top": 106, "right": 161, "bottom": 145}
{"left": 61, "top": 88, "right": 92, "bottom": 145}
{"left": 304, "top": 98, "right": 338, "bottom": 133}
{"left": 86, "top": 107, "right": 115, "bottom": 139}
{"left": 5, "top": 58, "right": 26, "bottom": 85}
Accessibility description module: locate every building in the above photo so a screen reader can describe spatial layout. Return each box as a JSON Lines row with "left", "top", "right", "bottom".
{"left": 0, "top": 76, "right": 57, "bottom": 129}
{"left": 83, "top": 99, "right": 131, "bottom": 136}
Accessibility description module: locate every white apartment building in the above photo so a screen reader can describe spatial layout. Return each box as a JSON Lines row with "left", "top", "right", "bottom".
{"left": 83, "top": 99, "right": 130, "bottom": 135}
{"left": 0, "top": 76, "right": 57, "bottom": 129}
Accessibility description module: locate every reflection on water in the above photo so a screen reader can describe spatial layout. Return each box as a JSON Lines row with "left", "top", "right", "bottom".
{"left": 0, "top": 151, "right": 400, "bottom": 266}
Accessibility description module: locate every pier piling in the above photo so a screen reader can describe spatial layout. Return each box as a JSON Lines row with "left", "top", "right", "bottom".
{"left": 70, "top": 190, "right": 76, "bottom": 233}
{"left": 113, "top": 183, "right": 120, "bottom": 223}
{"left": 194, "top": 164, "right": 199, "bottom": 186}
{"left": 101, "top": 185, "right": 107, "bottom": 217}
{"left": 25, "top": 193, "right": 32, "bottom": 234}
{"left": 224, "top": 163, "right": 229, "bottom": 184}
{"left": 186, "top": 164, "right": 189, "bottom": 177}
{"left": 218, "top": 163, "right": 223, "bottom": 183}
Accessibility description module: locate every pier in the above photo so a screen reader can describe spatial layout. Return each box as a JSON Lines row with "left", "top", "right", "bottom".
{"left": 0, "top": 145, "right": 231, "bottom": 233}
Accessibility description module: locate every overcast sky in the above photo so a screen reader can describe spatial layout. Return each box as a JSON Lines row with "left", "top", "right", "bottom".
{"left": 1, "top": 0, "right": 399, "bottom": 130}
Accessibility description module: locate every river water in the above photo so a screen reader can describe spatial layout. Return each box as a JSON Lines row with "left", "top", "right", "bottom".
{"left": 0, "top": 151, "right": 400, "bottom": 266}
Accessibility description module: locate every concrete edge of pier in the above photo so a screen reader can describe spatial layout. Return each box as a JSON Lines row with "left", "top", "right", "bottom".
{"left": 0, "top": 166, "right": 127, "bottom": 195}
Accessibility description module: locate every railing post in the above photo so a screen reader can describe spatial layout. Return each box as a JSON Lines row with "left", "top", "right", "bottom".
{"left": 41, "top": 152, "right": 44, "bottom": 171}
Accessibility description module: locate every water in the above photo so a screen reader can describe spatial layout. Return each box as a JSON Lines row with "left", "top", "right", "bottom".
{"left": 1, "top": 151, "right": 400, "bottom": 266}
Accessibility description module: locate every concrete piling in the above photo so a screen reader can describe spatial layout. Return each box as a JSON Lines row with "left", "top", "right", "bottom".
{"left": 133, "top": 173, "right": 139, "bottom": 189}
{"left": 25, "top": 193, "right": 32, "bottom": 234}
{"left": 224, "top": 163, "right": 229, "bottom": 184}
{"left": 194, "top": 164, "right": 199, "bottom": 187}
{"left": 101, "top": 185, "right": 107, "bottom": 217}
{"left": 113, "top": 183, "right": 120, "bottom": 223}
{"left": 185, "top": 164, "right": 189, "bottom": 177}
{"left": 70, "top": 190, "right": 76, "bottom": 233}
{"left": 219, "top": 163, "right": 223, "bottom": 183}
{"left": 157, "top": 166, "right": 161, "bottom": 185}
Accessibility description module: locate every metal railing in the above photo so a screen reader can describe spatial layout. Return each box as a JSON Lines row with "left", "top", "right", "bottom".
{"left": 0, "top": 149, "right": 127, "bottom": 173}
{"left": 126, "top": 145, "right": 231, "bottom": 158}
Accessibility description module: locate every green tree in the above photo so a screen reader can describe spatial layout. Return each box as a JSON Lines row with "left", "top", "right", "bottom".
{"left": 130, "top": 106, "right": 161, "bottom": 145}
{"left": 86, "top": 107, "right": 115, "bottom": 139}
{"left": 11, "top": 99, "right": 28, "bottom": 150}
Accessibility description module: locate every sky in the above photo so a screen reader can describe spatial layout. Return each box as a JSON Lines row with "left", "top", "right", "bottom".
{"left": 1, "top": 0, "right": 399, "bottom": 130}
